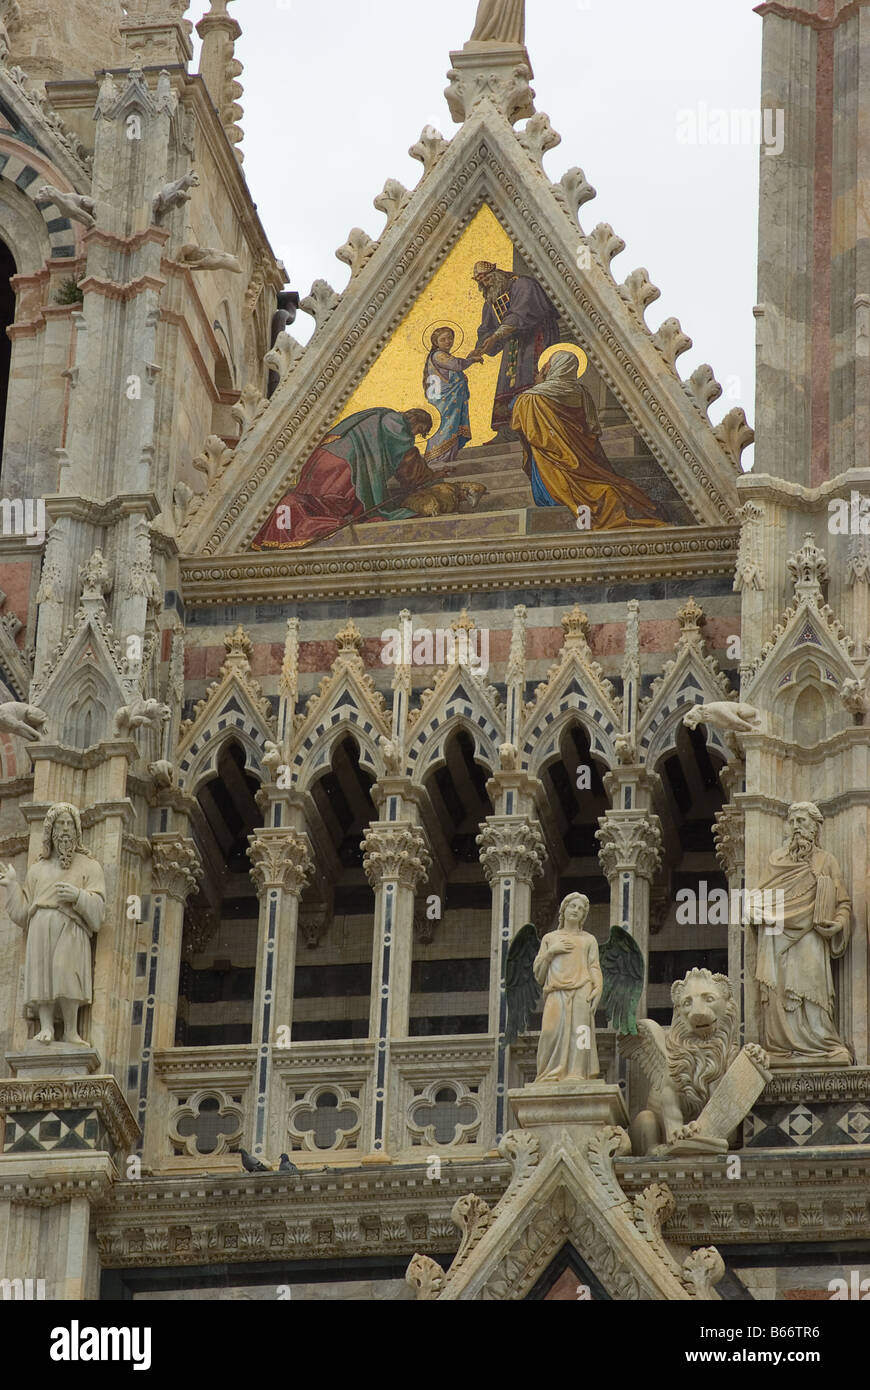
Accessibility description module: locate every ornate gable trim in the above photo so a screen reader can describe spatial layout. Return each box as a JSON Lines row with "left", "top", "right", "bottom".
{"left": 176, "top": 626, "right": 274, "bottom": 793}
{"left": 183, "top": 109, "right": 745, "bottom": 556}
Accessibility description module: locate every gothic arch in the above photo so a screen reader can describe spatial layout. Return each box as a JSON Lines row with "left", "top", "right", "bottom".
{"left": 178, "top": 716, "right": 269, "bottom": 798}
{"left": 0, "top": 141, "right": 78, "bottom": 269}
{"left": 291, "top": 705, "right": 382, "bottom": 794}
{"left": 406, "top": 702, "right": 501, "bottom": 786}
{"left": 524, "top": 699, "right": 618, "bottom": 780}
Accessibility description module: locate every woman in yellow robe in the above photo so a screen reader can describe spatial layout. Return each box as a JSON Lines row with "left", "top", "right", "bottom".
{"left": 512, "top": 351, "right": 666, "bottom": 529}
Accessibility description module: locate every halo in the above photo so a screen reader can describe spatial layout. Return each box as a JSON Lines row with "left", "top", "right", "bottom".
{"left": 422, "top": 319, "right": 465, "bottom": 352}
{"left": 538, "top": 342, "right": 589, "bottom": 376}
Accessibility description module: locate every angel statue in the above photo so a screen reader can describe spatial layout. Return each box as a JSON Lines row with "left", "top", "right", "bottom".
{"left": 504, "top": 893, "right": 644, "bottom": 1084}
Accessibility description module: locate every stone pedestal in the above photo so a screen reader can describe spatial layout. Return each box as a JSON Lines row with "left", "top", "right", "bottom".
{"left": 0, "top": 1073, "right": 139, "bottom": 1161}
{"left": 509, "top": 1079, "right": 629, "bottom": 1146}
{"left": 6, "top": 1045, "right": 101, "bottom": 1080}
{"left": 743, "top": 1067, "right": 870, "bottom": 1149}
{"left": 445, "top": 43, "right": 535, "bottom": 124}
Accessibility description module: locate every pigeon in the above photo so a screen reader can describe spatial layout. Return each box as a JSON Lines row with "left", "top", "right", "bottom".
{"left": 240, "top": 1147, "right": 271, "bottom": 1174}
{"left": 278, "top": 1153, "right": 299, "bottom": 1174}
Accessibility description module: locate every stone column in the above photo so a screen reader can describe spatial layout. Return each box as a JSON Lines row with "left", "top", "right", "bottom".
{"left": 713, "top": 804, "right": 746, "bottom": 1032}
{"left": 596, "top": 802, "right": 663, "bottom": 1019}
{"left": 362, "top": 820, "right": 431, "bottom": 1156}
{"left": 248, "top": 827, "right": 314, "bottom": 1162}
{"left": 148, "top": 835, "right": 201, "bottom": 1052}
{"left": 477, "top": 815, "right": 545, "bottom": 1139}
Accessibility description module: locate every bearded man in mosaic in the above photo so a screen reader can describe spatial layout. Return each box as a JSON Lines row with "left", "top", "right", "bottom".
{"left": 472, "top": 259, "right": 559, "bottom": 437}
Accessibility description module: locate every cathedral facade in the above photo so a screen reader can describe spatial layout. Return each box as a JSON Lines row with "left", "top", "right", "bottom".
{"left": 0, "top": 0, "right": 867, "bottom": 1303}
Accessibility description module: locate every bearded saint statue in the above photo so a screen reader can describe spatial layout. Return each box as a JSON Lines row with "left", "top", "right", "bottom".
{"left": 751, "top": 802, "right": 852, "bottom": 1067}
{"left": 0, "top": 803, "right": 106, "bottom": 1045}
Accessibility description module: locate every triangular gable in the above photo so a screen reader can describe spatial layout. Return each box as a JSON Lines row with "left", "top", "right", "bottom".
{"left": 639, "top": 598, "right": 735, "bottom": 766}
{"left": 407, "top": 1124, "right": 724, "bottom": 1302}
{"left": 175, "top": 625, "right": 275, "bottom": 794}
{"left": 183, "top": 102, "right": 749, "bottom": 558}
{"left": 741, "top": 536, "right": 858, "bottom": 741}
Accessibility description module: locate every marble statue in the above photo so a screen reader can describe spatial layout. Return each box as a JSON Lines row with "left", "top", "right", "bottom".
{"left": 621, "top": 968, "right": 749, "bottom": 1154}
{"left": 532, "top": 892, "right": 602, "bottom": 1082}
{"left": 682, "top": 701, "right": 760, "bottom": 734}
{"left": 152, "top": 169, "right": 199, "bottom": 222}
{"left": 0, "top": 803, "right": 106, "bottom": 1045}
{"left": 470, "top": 0, "right": 525, "bottom": 44}
{"left": 179, "top": 244, "right": 242, "bottom": 273}
{"left": 113, "top": 697, "right": 170, "bottom": 737}
{"left": 750, "top": 801, "right": 852, "bottom": 1067}
{"left": 36, "top": 184, "right": 96, "bottom": 229}
{"left": 0, "top": 701, "right": 48, "bottom": 741}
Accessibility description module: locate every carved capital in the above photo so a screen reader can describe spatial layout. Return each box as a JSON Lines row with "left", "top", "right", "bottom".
{"left": 150, "top": 835, "right": 201, "bottom": 903}
{"left": 444, "top": 54, "right": 534, "bottom": 126}
{"left": 713, "top": 805, "right": 745, "bottom": 876}
{"left": 247, "top": 830, "right": 314, "bottom": 898}
{"left": 596, "top": 813, "right": 663, "bottom": 883}
{"left": 362, "top": 822, "right": 431, "bottom": 891}
{"left": 476, "top": 816, "right": 545, "bottom": 885}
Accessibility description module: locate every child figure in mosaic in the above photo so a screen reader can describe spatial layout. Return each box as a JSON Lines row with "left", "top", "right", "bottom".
{"left": 422, "top": 326, "right": 481, "bottom": 465}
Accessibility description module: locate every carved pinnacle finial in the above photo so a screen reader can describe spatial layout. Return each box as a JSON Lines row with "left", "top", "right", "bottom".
{"left": 222, "top": 624, "right": 252, "bottom": 672}
{"left": 676, "top": 596, "right": 705, "bottom": 641}
{"left": 335, "top": 619, "right": 363, "bottom": 654}
{"left": 451, "top": 608, "right": 476, "bottom": 635}
{"left": 787, "top": 532, "right": 828, "bottom": 604}
{"left": 561, "top": 605, "right": 589, "bottom": 643}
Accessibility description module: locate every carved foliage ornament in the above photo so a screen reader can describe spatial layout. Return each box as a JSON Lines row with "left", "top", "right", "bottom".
{"left": 476, "top": 817, "right": 545, "bottom": 885}
{"left": 362, "top": 823, "right": 431, "bottom": 891}
{"left": 247, "top": 831, "right": 314, "bottom": 898}
{"left": 596, "top": 814, "right": 663, "bottom": 882}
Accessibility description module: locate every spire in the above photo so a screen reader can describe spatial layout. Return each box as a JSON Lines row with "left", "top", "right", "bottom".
{"left": 445, "top": 0, "right": 534, "bottom": 125}
{"left": 197, "top": 0, "right": 244, "bottom": 163}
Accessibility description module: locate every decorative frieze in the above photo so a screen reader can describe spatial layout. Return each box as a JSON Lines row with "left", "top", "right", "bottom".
{"left": 0, "top": 1075, "right": 140, "bottom": 1155}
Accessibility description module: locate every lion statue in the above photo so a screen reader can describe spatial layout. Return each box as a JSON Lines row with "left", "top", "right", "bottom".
{"left": 620, "top": 968, "right": 739, "bottom": 1155}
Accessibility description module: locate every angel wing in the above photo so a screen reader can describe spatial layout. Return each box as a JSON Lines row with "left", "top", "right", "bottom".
{"left": 503, "top": 922, "right": 541, "bottom": 1045}
{"left": 598, "top": 925, "right": 645, "bottom": 1035}
{"left": 619, "top": 1018, "right": 671, "bottom": 1090}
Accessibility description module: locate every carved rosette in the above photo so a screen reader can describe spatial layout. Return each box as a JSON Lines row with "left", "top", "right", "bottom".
{"left": 247, "top": 830, "right": 314, "bottom": 899}
{"left": 362, "top": 823, "right": 431, "bottom": 892}
{"left": 712, "top": 805, "right": 745, "bottom": 877}
{"left": 150, "top": 836, "right": 201, "bottom": 903}
{"left": 476, "top": 817, "right": 546, "bottom": 886}
{"left": 595, "top": 813, "right": 663, "bottom": 883}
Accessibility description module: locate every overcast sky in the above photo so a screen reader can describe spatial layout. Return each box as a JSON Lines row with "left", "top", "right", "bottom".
{"left": 231, "top": 0, "right": 761, "bottom": 448}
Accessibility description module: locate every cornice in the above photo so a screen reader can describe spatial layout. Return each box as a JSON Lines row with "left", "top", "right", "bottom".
{"left": 618, "top": 1153, "right": 870, "bottom": 1246}
{"left": 738, "top": 465, "right": 870, "bottom": 506}
{"left": 755, "top": 1, "right": 870, "bottom": 30}
{"left": 181, "top": 526, "right": 739, "bottom": 605}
